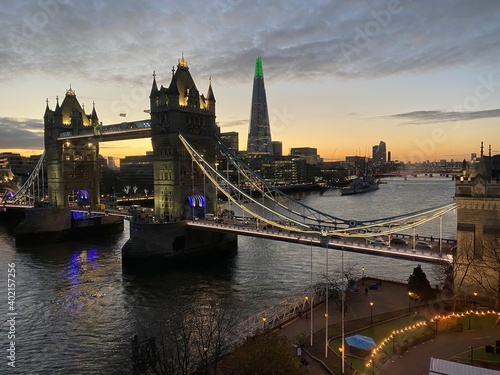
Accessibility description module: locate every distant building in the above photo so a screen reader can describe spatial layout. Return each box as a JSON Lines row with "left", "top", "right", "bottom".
{"left": 107, "top": 156, "right": 117, "bottom": 169}
{"left": 0, "top": 152, "right": 43, "bottom": 182}
{"left": 242, "top": 154, "right": 307, "bottom": 185}
{"left": 220, "top": 131, "right": 239, "bottom": 152}
{"left": 345, "top": 156, "right": 368, "bottom": 176}
{"left": 291, "top": 147, "right": 318, "bottom": 165}
{"left": 372, "top": 141, "right": 387, "bottom": 165}
{"left": 247, "top": 56, "right": 273, "bottom": 154}
{"left": 272, "top": 141, "right": 283, "bottom": 156}
{"left": 119, "top": 155, "right": 154, "bottom": 194}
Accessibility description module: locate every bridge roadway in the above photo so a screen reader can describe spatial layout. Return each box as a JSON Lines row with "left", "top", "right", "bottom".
{"left": 187, "top": 218, "right": 453, "bottom": 264}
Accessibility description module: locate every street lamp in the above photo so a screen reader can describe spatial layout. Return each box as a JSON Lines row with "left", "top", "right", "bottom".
{"left": 362, "top": 266, "right": 365, "bottom": 285}
{"left": 473, "top": 292, "right": 478, "bottom": 307}
{"left": 262, "top": 317, "right": 266, "bottom": 330}
{"left": 325, "top": 313, "right": 329, "bottom": 358}
{"left": 370, "top": 302, "right": 374, "bottom": 325}
{"left": 408, "top": 291, "right": 412, "bottom": 312}
{"left": 469, "top": 345, "right": 474, "bottom": 365}
{"left": 338, "top": 345, "right": 344, "bottom": 375}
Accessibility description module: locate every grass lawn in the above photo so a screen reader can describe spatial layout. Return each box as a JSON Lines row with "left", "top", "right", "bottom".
{"left": 302, "top": 311, "right": 500, "bottom": 374}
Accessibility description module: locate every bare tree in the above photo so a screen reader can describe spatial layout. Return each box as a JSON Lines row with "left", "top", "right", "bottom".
{"left": 190, "top": 303, "right": 239, "bottom": 375}
{"left": 449, "top": 233, "right": 478, "bottom": 310}
{"left": 467, "top": 232, "right": 500, "bottom": 309}
{"left": 122, "top": 301, "right": 238, "bottom": 375}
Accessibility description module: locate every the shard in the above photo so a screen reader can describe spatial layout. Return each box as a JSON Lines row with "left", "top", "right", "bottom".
{"left": 247, "top": 56, "right": 273, "bottom": 154}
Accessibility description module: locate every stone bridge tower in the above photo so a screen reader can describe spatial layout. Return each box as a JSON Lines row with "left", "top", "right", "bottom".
{"left": 44, "top": 87, "right": 100, "bottom": 208}
{"left": 149, "top": 55, "right": 219, "bottom": 220}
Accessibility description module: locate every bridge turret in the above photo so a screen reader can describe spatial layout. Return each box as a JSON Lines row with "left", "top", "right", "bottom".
{"left": 90, "top": 102, "right": 99, "bottom": 127}
{"left": 206, "top": 78, "right": 216, "bottom": 115}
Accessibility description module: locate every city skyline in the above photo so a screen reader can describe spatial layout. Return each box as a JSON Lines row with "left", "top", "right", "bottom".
{"left": 1, "top": 0, "right": 499, "bottom": 162}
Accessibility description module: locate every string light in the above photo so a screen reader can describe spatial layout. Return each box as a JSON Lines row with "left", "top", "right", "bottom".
{"left": 365, "top": 310, "right": 499, "bottom": 373}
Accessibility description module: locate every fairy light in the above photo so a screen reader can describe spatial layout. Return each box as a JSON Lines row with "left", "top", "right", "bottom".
{"left": 365, "top": 310, "right": 499, "bottom": 373}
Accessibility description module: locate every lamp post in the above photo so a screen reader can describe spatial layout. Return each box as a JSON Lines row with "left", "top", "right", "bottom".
{"left": 370, "top": 302, "right": 374, "bottom": 325}
{"left": 408, "top": 291, "right": 412, "bottom": 312}
{"left": 473, "top": 292, "right": 478, "bottom": 307}
{"left": 325, "top": 313, "right": 329, "bottom": 358}
{"left": 262, "top": 317, "right": 266, "bottom": 330}
{"left": 322, "top": 229, "right": 329, "bottom": 358}
{"left": 338, "top": 346, "right": 343, "bottom": 375}
{"left": 469, "top": 345, "right": 474, "bottom": 365}
{"left": 310, "top": 239, "right": 314, "bottom": 347}
{"left": 362, "top": 266, "right": 365, "bottom": 285}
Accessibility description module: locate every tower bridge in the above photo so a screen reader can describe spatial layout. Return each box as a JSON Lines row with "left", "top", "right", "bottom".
{"left": 5, "top": 55, "right": 457, "bottom": 264}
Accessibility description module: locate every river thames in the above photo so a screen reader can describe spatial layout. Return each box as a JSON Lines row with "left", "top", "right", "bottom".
{"left": 0, "top": 176, "right": 456, "bottom": 374}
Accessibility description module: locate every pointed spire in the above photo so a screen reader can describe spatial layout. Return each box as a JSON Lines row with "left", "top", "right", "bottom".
{"left": 207, "top": 76, "right": 215, "bottom": 102}
{"left": 44, "top": 98, "right": 51, "bottom": 116}
{"left": 150, "top": 70, "right": 158, "bottom": 96}
{"left": 55, "top": 95, "right": 61, "bottom": 114}
{"left": 91, "top": 100, "right": 98, "bottom": 122}
{"left": 480, "top": 141, "right": 484, "bottom": 157}
{"left": 66, "top": 84, "right": 75, "bottom": 97}
{"left": 254, "top": 56, "right": 264, "bottom": 77}
{"left": 178, "top": 52, "right": 188, "bottom": 68}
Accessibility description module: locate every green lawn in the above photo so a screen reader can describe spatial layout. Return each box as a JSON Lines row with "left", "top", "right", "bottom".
{"left": 302, "top": 311, "right": 500, "bottom": 374}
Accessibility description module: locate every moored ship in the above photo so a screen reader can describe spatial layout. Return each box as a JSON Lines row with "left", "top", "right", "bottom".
{"left": 340, "top": 175, "right": 379, "bottom": 195}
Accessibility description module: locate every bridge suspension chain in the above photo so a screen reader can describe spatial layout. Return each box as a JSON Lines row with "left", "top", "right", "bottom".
{"left": 9, "top": 151, "right": 46, "bottom": 204}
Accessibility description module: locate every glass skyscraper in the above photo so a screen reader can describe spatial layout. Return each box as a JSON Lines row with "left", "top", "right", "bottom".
{"left": 247, "top": 56, "right": 273, "bottom": 155}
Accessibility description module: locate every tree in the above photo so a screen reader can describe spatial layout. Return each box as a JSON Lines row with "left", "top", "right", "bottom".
{"left": 122, "top": 302, "right": 238, "bottom": 375}
{"left": 431, "top": 234, "right": 477, "bottom": 310}
{"left": 224, "top": 334, "right": 305, "bottom": 375}
{"left": 467, "top": 232, "right": 500, "bottom": 309}
{"left": 408, "top": 265, "right": 436, "bottom": 304}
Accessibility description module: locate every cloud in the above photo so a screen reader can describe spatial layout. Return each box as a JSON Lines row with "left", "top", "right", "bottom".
{"left": 0, "top": 117, "right": 44, "bottom": 149}
{"left": 1, "top": 0, "right": 499, "bottom": 86}
{"left": 387, "top": 108, "right": 500, "bottom": 125}
{"left": 218, "top": 119, "right": 248, "bottom": 127}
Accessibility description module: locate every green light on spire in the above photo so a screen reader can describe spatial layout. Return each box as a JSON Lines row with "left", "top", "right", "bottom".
{"left": 254, "top": 56, "right": 264, "bottom": 77}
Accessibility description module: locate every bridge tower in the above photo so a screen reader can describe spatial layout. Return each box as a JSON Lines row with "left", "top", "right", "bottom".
{"left": 44, "top": 87, "right": 100, "bottom": 208}
{"left": 455, "top": 144, "right": 500, "bottom": 307}
{"left": 149, "top": 55, "right": 219, "bottom": 220}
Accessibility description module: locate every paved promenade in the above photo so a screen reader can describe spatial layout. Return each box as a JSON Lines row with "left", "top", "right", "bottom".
{"left": 278, "top": 279, "right": 415, "bottom": 374}
{"left": 275, "top": 279, "right": 499, "bottom": 375}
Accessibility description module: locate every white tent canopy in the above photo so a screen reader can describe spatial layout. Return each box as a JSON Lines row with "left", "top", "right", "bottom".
{"left": 429, "top": 357, "right": 500, "bottom": 375}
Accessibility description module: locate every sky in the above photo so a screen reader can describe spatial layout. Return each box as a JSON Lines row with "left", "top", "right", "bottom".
{"left": 1, "top": 0, "right": 499, "bottom": 162}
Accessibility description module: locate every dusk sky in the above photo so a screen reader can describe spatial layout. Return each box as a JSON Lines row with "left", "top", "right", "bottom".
{"left": 1, "top": 0, "right": 499, "bottom": 162}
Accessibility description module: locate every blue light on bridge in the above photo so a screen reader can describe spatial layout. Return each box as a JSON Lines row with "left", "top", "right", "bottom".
{"left": 188, "top": 195, "right": 205, "bottom": 207}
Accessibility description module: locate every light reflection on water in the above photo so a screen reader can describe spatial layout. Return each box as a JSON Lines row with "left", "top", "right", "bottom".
{"left": 0, "top": 177, "right": 455, "bottom": 374}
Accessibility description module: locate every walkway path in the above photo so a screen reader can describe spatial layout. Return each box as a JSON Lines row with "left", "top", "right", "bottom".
{"left": 380, "top": 328, "right": 499, "bottom": 375}
{"left": 278, "top": 279, "right": 419, "bottom": 374}
{"left": 275, "top": 278, "right": 498, "bottom": 375}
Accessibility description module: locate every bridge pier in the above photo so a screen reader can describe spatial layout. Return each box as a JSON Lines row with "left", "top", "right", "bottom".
{"left": 122, "top": 220, "right": 237, "bottom": 270}
{"left": 14, "top": 207, "right": 123, "bottom": 246}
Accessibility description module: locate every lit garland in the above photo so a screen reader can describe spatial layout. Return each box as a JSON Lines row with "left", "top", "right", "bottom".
{"left": 363, "top": 310, "right": 499, "bottom": 374}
